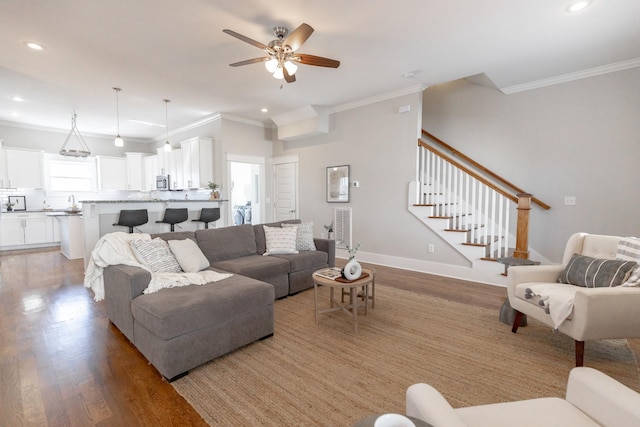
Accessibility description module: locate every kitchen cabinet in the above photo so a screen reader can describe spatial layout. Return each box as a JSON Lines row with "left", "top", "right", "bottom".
{"left": 143, "top": 155, "right": 159, "bottom": 191}
{"left": 3, "top": 148, "right": 44, "bottom": 188}
{"left": 125, "top": 152, "right": 148, "bottom": 191}
{"left": 0, "top": 143, "right": 7, "bottom": 188}
{"left": 167, "top": 149, "right": 183, "bottom": 190}
{"left": 97, "top": 156, "right": 127, "bottom": 190}
{"left": 0, "top": 213, "right": 57, "bottom": 248}
{"left": 181, "top": 137, "right": 213, "bottom": 189}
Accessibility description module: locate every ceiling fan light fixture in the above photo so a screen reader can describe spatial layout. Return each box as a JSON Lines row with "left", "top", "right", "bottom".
{"left": 265, "top": 58, "right": 278, "bottom": 73}
{"left": 273, "top": 67, "right": 284, "bottom": 80}
{"left": 284, "top": 60, "right": 298, "bottom": 75}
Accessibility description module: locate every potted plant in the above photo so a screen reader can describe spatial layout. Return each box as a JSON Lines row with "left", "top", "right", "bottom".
{"left": 208, "top": 181, "right": 220, "bottom": 200}
{"left": 4, "top": 201, "right": 15, "bottom": 212}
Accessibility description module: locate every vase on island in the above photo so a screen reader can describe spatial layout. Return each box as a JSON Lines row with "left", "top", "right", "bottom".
{"left": 342, "top": 257, "right": 362, "bottom": 281}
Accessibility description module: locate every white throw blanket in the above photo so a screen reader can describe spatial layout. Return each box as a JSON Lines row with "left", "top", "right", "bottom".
{"left": 525, "top": 283, "right": 578, "bottom": 329}
{"left": 84, "top": 232, "right": 232, "bottom": 301}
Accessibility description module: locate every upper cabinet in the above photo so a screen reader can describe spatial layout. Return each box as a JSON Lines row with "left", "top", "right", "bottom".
{"left": 181, "top": 137, "right": 213, "bottom": 189}
{"left": 167, "top": 148, "right": 183, "bottom": 190}
{"left": 3, "top": 148, "right": 44, "bottom": 188}
{"left": 125, "top": 152, "right": 148, "bottom": 191}
{"left": 96, "top": 156, "right": 127, "bottom": 190}
{"left": 143, "top": 155, "right": 159, "bottom": 191}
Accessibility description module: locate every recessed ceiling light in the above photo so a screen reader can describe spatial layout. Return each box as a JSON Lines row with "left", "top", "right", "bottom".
{"left": 11, "top": 96, "right": 25, "bottom": 102}
{"left": 566, "top": 0, "right": 592, "bottom": 13}
{"left": 11, "top": 112, "right": 20, "bottom": 117}
{"left": 261, "top": 108, "right": 268, "bottom": 113}
{"left": 25, "top": 41, "right": 44, "bottom": 50}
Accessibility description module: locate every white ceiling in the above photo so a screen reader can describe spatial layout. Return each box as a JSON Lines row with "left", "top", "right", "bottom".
{"left": 1, "top": 0, "right": 639, "bottom": 142}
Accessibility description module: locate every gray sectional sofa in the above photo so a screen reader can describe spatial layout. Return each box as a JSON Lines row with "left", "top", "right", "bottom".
{"left": 103, "top": 219, "right": 335, "bottom": 381}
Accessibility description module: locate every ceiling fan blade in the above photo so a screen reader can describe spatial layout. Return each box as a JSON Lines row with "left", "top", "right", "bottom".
{"left": 283, "top": 23, "right": 314, "bottom": 51}
{"left": 294, "top": 54, "right": 340, "bottom": 68}
{"left": 223, "top": 29, "right": 270, "bottom": 51}
{"left": 283, "top": 67, "right": 296, "bottom": 83}
{"left": 229, "top": 57, "right": 269, "bottom": 67}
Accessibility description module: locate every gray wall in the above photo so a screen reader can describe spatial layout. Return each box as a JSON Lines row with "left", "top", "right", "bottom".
{"left": 422, "top": 67, "right": 640, "bottom": 262}
{"left": 273, "top": 92, "right": 470, "bottom": 266}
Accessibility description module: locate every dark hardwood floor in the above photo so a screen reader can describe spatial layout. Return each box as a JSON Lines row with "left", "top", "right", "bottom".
{"left": 1, "top": 248, "right": 637, "bottom": 425}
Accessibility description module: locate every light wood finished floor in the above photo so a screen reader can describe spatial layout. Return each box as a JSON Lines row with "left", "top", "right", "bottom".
{"left": 1, "top": 248, "right": 637, "bottom": 425}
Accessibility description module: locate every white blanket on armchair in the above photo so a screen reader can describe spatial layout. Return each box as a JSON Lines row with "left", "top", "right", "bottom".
{"left": 84, "top": 232, "right": 231, "bottom": 301}
{"left": 525, "top": 283, "right": 578, "bottom": 329}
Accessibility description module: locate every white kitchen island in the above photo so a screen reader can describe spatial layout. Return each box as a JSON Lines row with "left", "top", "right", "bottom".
{"left": 47, "top": 212, "right": 84, "bottom": 260}
{"left": 80, "top": 199, "right": 227, "bottom": 268}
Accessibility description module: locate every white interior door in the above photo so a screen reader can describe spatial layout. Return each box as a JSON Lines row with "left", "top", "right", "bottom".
{"left": 273, "top": 161, "right": 298, "bottom": 221}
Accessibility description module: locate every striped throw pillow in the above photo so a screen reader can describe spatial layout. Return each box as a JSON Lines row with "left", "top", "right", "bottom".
{"left": 616, "top": 237, "right": 640, "bottom": 286}
{"left": 130, "top": 238, "right": 182, "bottom": 273}
{"left": 558, "top": 253, "right": 636, "bottom": 288}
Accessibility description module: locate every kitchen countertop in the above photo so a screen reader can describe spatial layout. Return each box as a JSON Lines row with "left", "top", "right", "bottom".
{"left": 2, "top": 209, "right": 82, "bottom": 216}
{"left": 79, "top": 199, "right": 228, "bottom": 203}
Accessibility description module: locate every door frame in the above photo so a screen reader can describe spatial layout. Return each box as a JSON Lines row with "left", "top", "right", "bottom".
{"left": 226, "top": 153, "right": 266, "bottom": 225}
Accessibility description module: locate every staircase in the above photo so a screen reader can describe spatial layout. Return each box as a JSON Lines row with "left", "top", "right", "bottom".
{"left": 408, "top": 130, "right": 551, "bottom": 278}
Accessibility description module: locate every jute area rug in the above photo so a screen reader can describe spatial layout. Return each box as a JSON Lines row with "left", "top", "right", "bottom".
{"left": 172, "top": 285, "right": 639, "bottom": 426}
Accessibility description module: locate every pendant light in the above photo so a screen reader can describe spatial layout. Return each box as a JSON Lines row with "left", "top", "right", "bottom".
{"left": 163, "top": 99, "right": 172, "bottom": 152}
{"left": 113, "top": 87, "right": 124, "bottom": 147}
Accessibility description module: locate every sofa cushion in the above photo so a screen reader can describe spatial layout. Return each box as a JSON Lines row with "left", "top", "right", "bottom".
{"left": 131, "top": 274, "right": 274, "bottom": 341}
{"left": 167, "top": 238, "right": 210, "bottom": 273}
{"left": 151, "top": 231, "right": 196, "bottom": 242}
{"left": 195, "top": 224, "right": 257, "bottom": 263}
{"left": 272, "top": 250, "right": 329, "bottom": 272}
{"left": 254, "top": 220, "right": 301, "bottom": 254}
{"left": 130, "top": 238, "right": 182, "bottom": 273}
{"left": 558, "top": 254, "right": 637, "bottom": 288}
{"left": 282, "top": 222, "right": 317, "bottom": 251}
{"left": 263, "top": 225, "right": 299, "bottom": 255}
{"left": 212, "top": 254, "right": 290, "bottom": 279}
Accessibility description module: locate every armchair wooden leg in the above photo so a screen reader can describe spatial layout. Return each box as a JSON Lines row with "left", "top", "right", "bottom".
{"left": 511, "top": 310, "right": 524, "bottom": 333}
{"left": 575, "top": 340, "right": 585, "bottom": 367}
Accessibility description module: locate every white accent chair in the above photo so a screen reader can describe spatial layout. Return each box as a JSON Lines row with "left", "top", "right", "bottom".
{"left": 406, "top": 367, "right": 640, "bottom": 427}
{"left": 507, "top": 232, "right": 640, "bottom": 366}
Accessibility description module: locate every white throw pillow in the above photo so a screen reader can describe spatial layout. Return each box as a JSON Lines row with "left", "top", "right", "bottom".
{"left": 263, "top": 225, "right": 299, "bottom": 255}
{"left": 130, "top": 238, "right": 182, "bottom": 273}
{"left": 168, "top": 238, "right": 210, "bottom": 273}
{"left": 282, "top": 222, "right": 316, "bottom": 251}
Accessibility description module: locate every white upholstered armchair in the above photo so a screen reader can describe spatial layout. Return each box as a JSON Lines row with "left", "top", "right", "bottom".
{"left": 507, "top": 232, "right": 640, "bottom": 366}
{"left": 406, "top": 367, "right": 640, "bottom": 427}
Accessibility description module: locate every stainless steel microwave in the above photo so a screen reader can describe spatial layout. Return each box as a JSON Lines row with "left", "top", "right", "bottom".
{"left": 156, "top": 175, "right": 169, "bottom": 190}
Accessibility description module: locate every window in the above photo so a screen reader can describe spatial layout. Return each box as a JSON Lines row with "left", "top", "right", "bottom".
{"left": 45, "top": 155, "right": 96, "bottom": 192}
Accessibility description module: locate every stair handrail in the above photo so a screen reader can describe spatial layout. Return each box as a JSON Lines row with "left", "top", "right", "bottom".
{"left": 421, "top": 130, "right": 550, "bottom": 210}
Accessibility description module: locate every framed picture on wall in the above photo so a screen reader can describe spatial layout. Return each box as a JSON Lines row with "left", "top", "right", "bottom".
{"left": 8, "top": 195, "right": 26, "bottom": 211}
{"left": 326, "top": 165, "right": 350, "bottom": 203}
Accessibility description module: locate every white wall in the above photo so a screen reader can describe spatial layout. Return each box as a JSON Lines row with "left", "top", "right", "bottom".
{"left": 273, "top": 92, "right": 470, "bottom": 267}
{"left": 422, "top": 67, "right": 640, "bottom": 262}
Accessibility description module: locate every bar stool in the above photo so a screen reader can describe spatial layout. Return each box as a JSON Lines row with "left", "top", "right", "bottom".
{"left": 191, "top": 207, "right": 220, "bottom": 229}
{"left": 113, "top": 209, "right": 148, "bottom": 233}
{"left": 155, "top": 208, "right": 188, "bottom": 232}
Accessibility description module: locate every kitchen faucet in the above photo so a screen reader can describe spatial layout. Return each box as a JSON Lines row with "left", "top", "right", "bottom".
{"left": 69, "top": 194, "right": 75, "bottom": 207}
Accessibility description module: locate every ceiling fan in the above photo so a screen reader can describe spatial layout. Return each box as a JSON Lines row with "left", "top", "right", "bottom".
{"left": 223, "top": 23, "right": 340, "bottom": 83}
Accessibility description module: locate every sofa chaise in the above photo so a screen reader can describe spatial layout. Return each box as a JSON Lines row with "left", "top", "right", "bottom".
{"left": 102, "top": 219, "right": 335, "bottom": 381}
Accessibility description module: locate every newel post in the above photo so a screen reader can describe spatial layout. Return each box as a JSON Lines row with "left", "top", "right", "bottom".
{"left": 513, "top": 193, "right": 532, "bottom": 259}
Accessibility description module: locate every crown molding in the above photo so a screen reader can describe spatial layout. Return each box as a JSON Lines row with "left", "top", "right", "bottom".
{"left": 0, "top": 119, "right": 152, "bottom": 143}
{"left": 500, "top": 57, "right": 640, "bottom": 94}
{"left": 330, "top": 84, "right": 428, "bottom": 114}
